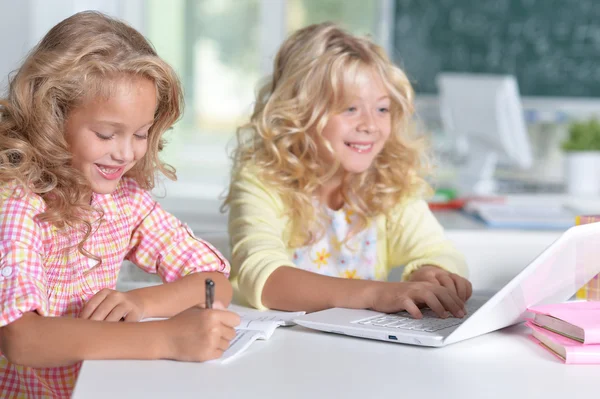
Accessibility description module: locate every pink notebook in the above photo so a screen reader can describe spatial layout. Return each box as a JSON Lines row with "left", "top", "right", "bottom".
{"left": 526, "top": 322, "right": 600, "bottom": 364}
{"left": 527, "top": 302, "right": 600, "bottom": 344}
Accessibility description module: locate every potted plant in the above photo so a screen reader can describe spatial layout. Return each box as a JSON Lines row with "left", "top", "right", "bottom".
{"left": 562, "top": 119, "right": 600, "bottom": 196}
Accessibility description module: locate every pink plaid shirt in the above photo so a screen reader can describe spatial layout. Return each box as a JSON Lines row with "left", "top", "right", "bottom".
{"left": 0, "top": 178, "right": 230, "bottom": 398}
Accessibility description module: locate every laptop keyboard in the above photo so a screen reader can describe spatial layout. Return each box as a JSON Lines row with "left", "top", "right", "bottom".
{"left": 354, "top": 301, "right": 483, "bottom": 332}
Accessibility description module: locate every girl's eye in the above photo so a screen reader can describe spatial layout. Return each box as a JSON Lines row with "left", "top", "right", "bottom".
{"left": 134, "top": 133, "right": 148, "bottom": 140}
{"left": 347, "top": 106, "right": 357, "bottom": 113}
{"left": 378, "top": 107, "right": 390, "bottom": 113}
{"left": 95, "top": 132, "right": 113, "bottom": 140}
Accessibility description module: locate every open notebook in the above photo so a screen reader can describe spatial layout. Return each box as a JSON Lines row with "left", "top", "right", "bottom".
{"left": 462, "top": 195, "right": 600, "bottom": 230}
{"left": 464, "top": 201, "right": 576, "bottom": 229}
{"left": 142, "top": 307, "right": 304, "bottom": 363}
{"left": 216, "top": 308, "right": 305, "bottom": 363}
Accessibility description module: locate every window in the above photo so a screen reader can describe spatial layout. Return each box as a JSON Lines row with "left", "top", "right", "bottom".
{"left": 146, "top": 0, "right": 263, "bottom": 199}
{"left": 288, "top": 0, "right": 378, "bottom": 36}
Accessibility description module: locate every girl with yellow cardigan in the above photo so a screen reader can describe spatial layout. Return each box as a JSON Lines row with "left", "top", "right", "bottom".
{"left": 224, "top": 22, "right": 472, "bottom": 319}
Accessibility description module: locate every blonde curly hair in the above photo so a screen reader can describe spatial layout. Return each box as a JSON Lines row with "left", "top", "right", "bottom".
{"left": 225, "top": 22, "right": 431, "bottom": 248}
{"left": 0, "top": 11, "right": 183, "bottom": 256}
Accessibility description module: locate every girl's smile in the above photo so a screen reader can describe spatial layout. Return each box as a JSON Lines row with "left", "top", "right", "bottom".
{"left": 344, "top": 141, "right": 375, "bottom": 153}
{"left": 94, "top": 164, "right": 126, "bottom": 180}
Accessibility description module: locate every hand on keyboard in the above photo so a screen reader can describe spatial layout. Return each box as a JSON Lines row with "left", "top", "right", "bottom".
{"left": 407, "top": 265, "right": 473, "bottom": 302}
{"left": 365, "top": 280, "right": 466, "bottom": 319}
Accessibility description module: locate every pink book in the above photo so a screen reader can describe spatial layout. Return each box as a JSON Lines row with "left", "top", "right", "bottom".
{"left": 527, "top": 302, "right": 600, "bottom": 344}
{"left": 526, "top": 321, "right": 600, "bottom": 364}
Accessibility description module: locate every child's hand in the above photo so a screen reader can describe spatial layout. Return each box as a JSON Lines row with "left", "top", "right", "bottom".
{"left": 80, "top": 289, "right": 145, "bottom": 322}
{"left": 163, "top": 306, "right": 240, "bottom": 362}
{"left": 367, "top": 281, "right": 466, "bottom": 319}
{"left": 408, "top": 265, "right": 473, "bottom": 302}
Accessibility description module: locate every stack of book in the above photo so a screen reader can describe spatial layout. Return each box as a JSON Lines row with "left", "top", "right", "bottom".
{"left": 526, "top": 301, "right": 600, "bottom": 364}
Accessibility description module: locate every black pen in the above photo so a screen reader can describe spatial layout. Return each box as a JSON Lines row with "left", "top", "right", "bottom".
{"left": 205, "top": 279, "right": 215, "bottom": 309}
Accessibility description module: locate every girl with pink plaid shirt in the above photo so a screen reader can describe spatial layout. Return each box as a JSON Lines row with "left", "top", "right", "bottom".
{"left": 0, "top": 11, "right": 239, "bottom": 398}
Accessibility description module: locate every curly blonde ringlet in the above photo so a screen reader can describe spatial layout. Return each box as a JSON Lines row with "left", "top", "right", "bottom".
{"left": 0, "top": 11, "right": 183, "bottom": 260}
{"left": 224, "top": 22, "right": 431, "bottom": 248}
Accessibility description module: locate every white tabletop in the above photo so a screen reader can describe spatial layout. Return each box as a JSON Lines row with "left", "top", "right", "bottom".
{"left": 73, "top": 321, "right": 599, "bottom": 399}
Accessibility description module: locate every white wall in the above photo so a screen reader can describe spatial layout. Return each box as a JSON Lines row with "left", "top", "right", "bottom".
{"left": 0, "top": 0, "right": 145, "bottom": 91}
{"left": 0, "top": 0, "right": 30, "bottom": 91}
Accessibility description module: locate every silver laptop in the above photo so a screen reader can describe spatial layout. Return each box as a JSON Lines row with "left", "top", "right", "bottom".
{"left": 294, "top": 222, "right": 600, "bottom": 347}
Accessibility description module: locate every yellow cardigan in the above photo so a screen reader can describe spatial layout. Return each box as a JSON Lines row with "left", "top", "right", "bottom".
{"left": 228, "top": 168, "right": 468, "bottom": 309}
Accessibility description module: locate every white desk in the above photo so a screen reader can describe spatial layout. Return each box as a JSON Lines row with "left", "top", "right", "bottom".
{"left": 73, "top": 322, "right": 599, "bottom": 399}
{"left": 80, "top": 214, "right": 593, "bottom": 398}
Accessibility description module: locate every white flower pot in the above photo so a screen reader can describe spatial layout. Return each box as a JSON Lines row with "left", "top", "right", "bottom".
{"left": 564, "top": 152, "right": 600, "bottom": 196}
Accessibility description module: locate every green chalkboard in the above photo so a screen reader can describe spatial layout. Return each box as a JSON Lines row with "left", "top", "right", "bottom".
{"left": 393, "top": 0, "right": 600, "bottom": 97}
